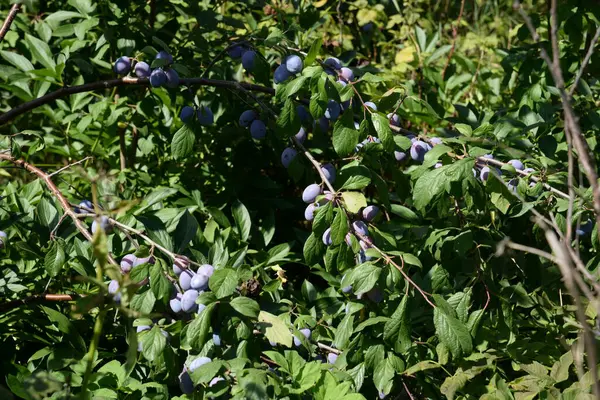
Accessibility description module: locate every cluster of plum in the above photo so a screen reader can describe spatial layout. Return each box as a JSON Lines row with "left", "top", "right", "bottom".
{"left": 180, "top": 104, "right": 214, "bottom": 126}
{"left": 178, "top": 356, "right": 224, "bottom": 394}
{"left": 107, "top": 253, "right": 155, "bottom": 302}
{"left": 474, "top": 155, "right": 532, "bottom": 193}
{"left": 114, "top": 50, "right": 180, "bottom": 89}
{"left": 273, "top": 54, "right": 303, "bottom": 84}
{"left": 238, "top": 109, "right": 267, "bottom": 139}
{"left": 227, "top": 43, "right": 257, "bottom": 73}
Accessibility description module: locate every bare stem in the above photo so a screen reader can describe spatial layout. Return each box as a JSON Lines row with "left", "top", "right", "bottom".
{"left": 0, "top": 3, "right": 21, "bottom": 43}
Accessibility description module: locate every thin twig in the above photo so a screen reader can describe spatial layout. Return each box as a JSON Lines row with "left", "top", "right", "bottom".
{"left": 47, "top": 156, "right": 92, "bottom": 178}
{"left": 317, "top": 342, "right": 341, "bottom": 354}
{"left": 0, "top": 293, "right": 81, "bottom": 313}
{"left": 0, "top": 3, "right": 21, "bottom": 43}
{"left": 569, "top": 26, "right": 600, "bottom": 96}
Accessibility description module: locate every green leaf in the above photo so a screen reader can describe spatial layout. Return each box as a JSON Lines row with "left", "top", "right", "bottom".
{"left": 341, "top": 192, "right": 368, "bottom": 213}
{"left": 141, "top": 326, "right": 167, "bottom": 362}
{"left": 373, "top": 359, "right": 394, "bottom": 393}
{"left": 171, "top": 124, "right": 195, "bottom": 160}
{"left": 149, "top": 260, "right": 171, "bottom": 301}
{"left": 44, "top": 240, "right": 65, "bottom": 277}
{"left": 339, "top": 166, "right": 371, "bottom": 190}
{"left": 371, "top": 113, "right": 394, "bottom": 151}
{"left": 413, "top": 158, "right": 473, "bottom": 211}
{"left": 37, "top": 197, "right": 58, "bottom": 228}
{"left": 333, "top": 314, "right": 354, "bottom": 349}
{"left": 209, "top": 268, "right": 239, "bottom": 299}
{"left": 230, "top": 297, "right": 260, "bottom": 319}
{"left": 189, "top": 360, "right": 224, "bottom": 384}
{"left": 25, "top": 34, "right": 56, "bottom": 70}
{"left": 330, "top": 208, "right": 349, "bottom": 245}
{"left": 305, "top": 37, "right": 322, "bottom": 65}
{"left": 433, "top": 306, "right": 473, "bottom": 359}
{"left": 277, "top": 98, "right": 301, "bottom": 133}
{"left": 174, "top": 210, "right": 198, "bottom": 252}
{"left": 130, "top": 289, "right": 155, "bottom": 315}
{"left": 332, "top": 110, "right": 359, "bottom": 156}
{"left": 383, "top": 296, "right": 411, "bottom": 353}
{"left": 232, "top": 200, "right": 251, "bottom": 242}
{"left": 1, "top": 51, "right": 34, "bottom": 71}
{"left": 402, "top": 360, "right": 441, "bottom": 376}
{"left": 550, "top": 350, "right": 573, "bottom": 383}
{"left": 303, "top": 233, "right": 325, "bottom": 266}
{"left": 258, "top": 311, "right": 293, "bottom": 347}
{"left": 185, "top": 303, "right": 216, "bottom": 350}
{"left": 351, "top": 263, "right": 381, "bottom": 294}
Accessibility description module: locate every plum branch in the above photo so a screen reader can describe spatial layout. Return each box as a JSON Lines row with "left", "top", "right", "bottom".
{"left": 0, "top": 3, "right": 21, "bottom": 43}
{"left": 0, "top": 293, "right": 81, "bottom": 313}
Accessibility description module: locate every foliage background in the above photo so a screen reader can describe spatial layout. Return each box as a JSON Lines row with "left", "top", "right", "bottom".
{"left": 1, "top": 0, "right": 600, "bottom": 398}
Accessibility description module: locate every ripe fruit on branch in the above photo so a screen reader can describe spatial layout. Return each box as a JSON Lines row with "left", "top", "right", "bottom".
{"left": 113, "top": 56, "right": 131, "bottom": 75}
{"left": 239, "top": 110, "right": 257, "bottom": 127}
{"left": 197, "top": 106, "right": 214, "bottom": 126}
{"left": 149, "top": 68, "right": 167, "bottom": 87}
{"left": 134, "top": 61, "right": 150, "bottom": 78}
{"left": 285, "top": 55, "right": 303, "bottom": 74}
{"left": 324, "top": 100, "right": 340, "bottom": 120}
{"left": 410, "top": 140, "right": 431, "bottom": 163}
{"left": 302, "top": 184, "right": 322, "bottom": 203}
{"left": 352, "top": 220, "right": 369, "bottom": 236}
{"left": 508, "top": 159, "right": 524, "bottom": 171}
{"left": 179, "top": 270, "right": 195, "bottom": 291}
{"left": 294, "top": 127, "right": 307, "bottom": 143}
{"left": 281, "top": 147, "right": 297, "bottom": 168}
{"left": 362, "top": 205, "right": 379, "bottom": 221}
{"left": 304, "top": 204, "right": 317, "bottom": 221}
{"left": 0, "top": 231, "right": 6, "bottom": 249}
{"left": 242, "top": 50, "right": 257, "bottom": 71}
{"left": 165, "top": 68, "right": 180, "bottom": 88}
{"left": 324, "top": 57, "right": 342, "bottom": 71}
{"left": 91, "top": 216, "right": 112, "bottom": 234}
{"left": 180, "top": 106, "right": 194, "bottom": 123}
{"left": 155, "top": 50, "right": 173, "bottom": 65}
{"left": 74, "top": 200, "right": 93, "bottom": 214}
{"left": 387, "top": 113, "right": 400, "bottom": 126}
{"left": 274, "top": 64, "right": 292, "bottom": 84}
{"left": 322, "top": 227, "right": 332, "bottom": 246}
{"left": 181, "top": 289, "right": 199, "bottom": 313}
{"left": 340, "top": 67, "right": 354, "bottom": 81}
{"left": 321, "top": 163, "right": 336, "bottom": 183}
{"left": 293, "top": 328, "right": 311, "bottom": 347}
{"left": 250, "top": 119, "right": 267, "bottom": 139}
{"left": 364, "top": 101, "right": 377, "bottom": 111}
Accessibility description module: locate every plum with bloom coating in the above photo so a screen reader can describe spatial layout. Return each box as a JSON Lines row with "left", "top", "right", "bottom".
{"left": 180, "top": 106, "right": 194, "bottom": 122}
{"left": 321, "top": 163, "right": 336, "bottom": 183}
{"left": 191, "top": 273, "right": 209, "bottom": 291}
{"left": 179, "top": 270, "right": 195, "bottom": 291}
{"left": 362, "top": 205, "right": 379, "bottom": 221}
{"left": 364, "top": 101, "right": 377, "bottom": 111}
{"left": 113, "top": 56, "right": 131, "bottom": 75}
{"left": 134, "top": 61, "right": 150, "bottom": 78}
{"left": 281, "top": 148, "right": 297, "bottom": 168}
{"left": 302, "top": 184, "right": 322, "bottom": 203}
{"left": 197, "top": 106, "right": 214, "bottom": 126}
{"left": 239, "top": 110, "right": 256, "bottom": 127}
{"left": 181, "top": 289, "right": 199, "bottom": 313}
{"left": 74, "top": 200, "right": 93, "bottom": 214}
{"left": 155, "top": 50, "right": 173, "bottom": 65}
{"left": 296, "top": 106, "right": 310, "bottom": 124}
{"left": 322, "top": 228, "right": 332, "bottom": 246}
{"left": 324, "top": 57, "right": 342, "bottom": 71}
{"left": 293, "top": 328, "right": 311, "bottom": 347}
{"left": 242, "top": 50, "right": 257, "bottom": 71}
{"left": 91, "top": 216, "right": 112, "bottom": 234}
{"left": 149, "top": 68, "right": 167, "bottom": 87}
{"left": 274, "top": 64, "right": 292, "bottom": 84}
{"left": 169, "top": 293, "right": 183, "bottom": 313}
{"left": 295, "top": 127, "right": 307, "bottom": 143}
{"left": 304, "top": 204, "right": 317, "bottom": 221}
{"left": 327, "top": 353, "right": 338, "bottom": 364}
{"left": 189, "top": 356, "right": 212, "bottom": 371}
{"left": 250, "top": 120, "right": 266, "bottom": 139}
{"left": 324, "top": 100, "right": 340, "bottom": 120}
{"left": 285, "top": 55, "right": 303, "bottom": 74}
{"left": 352, "top": 221, "right": 369, "bottom": 236}
{"left": 340, "top": 67, "right": 354, "bottom": 81}
{"left": 165, "top": 68, "right": 179, "bottom": 88}
{"left": 508, "top": 159, "right": 524, "bottom": 171}
{"left": 0, "top": 231, "right": 6, "bottom": 249}
{"left": 394, "top": 151, "right": 407, "bottom": 162}
{"left": 388, "top": 113, "right": 400, "bottom": 126}
{"left": 410, "top": 140, "right": 431, "bottom": 162}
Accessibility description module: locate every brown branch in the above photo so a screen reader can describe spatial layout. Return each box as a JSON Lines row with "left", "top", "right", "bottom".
{"left": 118, "top": 127, "right": 127, "bottom": 171}
{"left": 0, "top": 77, "right": 275, "bottom": 126}
{"left": 0, "top": 293, "right": 81, "bottom": 313}
{"left": 0, "top": 3, "right": 21, "bottom": 43}
{"left": 441, "top": 0, "right": 466, "bottom": 79}
{"left": 0, "top": 153, "right": 118, "bottom": 266}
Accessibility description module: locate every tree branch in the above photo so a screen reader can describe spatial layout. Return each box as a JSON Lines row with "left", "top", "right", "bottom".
{"left": 569, "top": 26, "right": 600, "bottom": 97}
{"left": 0, "top": 293, "right": 81, "bottom": 313}
{"left": 0, "top": 3, "right": 20, "bottom": 43}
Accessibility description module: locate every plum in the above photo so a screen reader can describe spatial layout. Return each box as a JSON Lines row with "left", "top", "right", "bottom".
{"left": 197, "top": 303, "right": 207, "bottom": 314}
{"left": 213, "top": 333, "right": 221, "bottom": 346}
{"left": 508, "top": 178, "right": 518, "bottom": 192}
{"left": 364, "top": 101, "right": 377, "bottom": 111}
{"left": 327, "top": 352, "right": 338, "bottom": 364}
{"left": 197, "top": 106, "right": 214, "bottom": 126}
{"left": 113, "top": 56, "right": 131, "bottom": 75}
{"left": 242, "top": 50, "right": 257, "bottom": 71}
{"left": 198, "top": 264, "right": 215, "bottom": 277}
{"left": 239, "top": 110, "right": 257, "bottom": 127}
{"left": 155, "top": 50, "right": 173, "bottom": 65}
{"left": 169, "top": 295, "right": 183, "bottom": 313}
{"left": 304, "top": 204, "right": 317, "bottom": 221}
{"left": 324, "top": 100, "right": 341, "bottom": 120}
{"left": 190, "top": 273, "right": 209, "bottom": 291}
{"left": 189, "top": 356, "right": 212, "bottom": 372}
{"left": 352, "top": 221, "right": 369, "bottom": 236}
{"left": 480, "top": 166, "right": 491, "bottom": 181}
{"left": 250, "top": 119, "right": 267, "bottom": 139}
{"left": 296, "top": 105, "right": 310, "bottom": 124}
{"left": 120, "top": 254, "right": 137, "bottom": 273}
{"left": 337, "top": 79, "right": 347, "bottom": 87}
{"left": 165, "top": 68, "right": 180, "bottom": 88}
{"left": 91, "top": 216, "right": 112, "bottom": 235}
{"left": 227, "top": 43, "right": 246, "bottom": 58}
{"left": 281, "top": 147, "right": 297, "bottom": 168}
{"left": 181, "top": 289, "right": 199, "bottom": 313}
{"left": 340, "top": 67, "right": 354, "bottom": 81}
{"left": 173, "top": 256, "right": 189, "bottom": 276}
{"left": 576, "top": 219, "right": 594, "bottom": 236}
{"left": 285, "top": 55, "right": 303, "bottom": 74}
{"left": 136, "top": 325, "right": 151, "bottom": 333}
{"left": 108, "top": 280, "right": 119, "bottom": 294}
{"left": 74, "top": 200, "right": 93, "bottom": 214}
{"left": 387, "top": 113, "right": 400, "bottom": 126}
{"left": 293, "top": 328, "right": 311, "bottom": 347}
{"left": 394, "top": 151, "right": 407, "bottom": 162}
{"left": 508, "top": 159, "right": 524, "bottom": 171}
{"left": 318, "top": 116, "right": 329, "bottom": 132}
{"left": 295, "top": 127, "right": 307, "bottom": 143}
{"left": 274, "top": 64, "right": 292, "bottom": 84}
{"left": 180, "top": 106, "right": 195, "bottom": 123}
{"left": 302, "top": 184, "right": 322, "bottom": 203}
{"left": 0, "top": 231, "right": 6, "bottom": 248}
{"left": 324, "top": 57, "right": 342, "bottom": 71}
{"left": 136, "top": 256, "right": 155, "bottom": 266}
{"left": 379, "top": 390, "right": 387, "bottom": 399}
{"left": 362, "top": 205, "right": 379, "bottom": 221}
{"left": 149, "top": 68, "right": 167, "bottom": 87}
{"left": 410, "top": 140, "right": 431, "bottom": 162}
{"left": 430, "top": 137, "right": 443, "bottom": 146}
{"left": 179, "top": 371, "right": 194, "bottom": 394}
{"left": 179, "top": 270, "right": 195, "bottom": 291}
{"left": 435, "top": 162, "right": 443, "bottom": 169}
{"left": 523, "top": 167, "right": 535, "bottom": 174}
{"left": 367, "top": 287, "right": 383, "bottom": 303}
{"left": 134, "top": 61, "right": 150, "bottom": 78}
{"left": 321, "top": 163, "right": 336, "bottom": 183}
{"left": 209, "top": 377, "right": 224, "bottom": 387}
{"left": 363, "top": 22, "right": 374, "bottom": 31}
{"left": 322, "top": 227, "right": 332, "bottom": 246}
